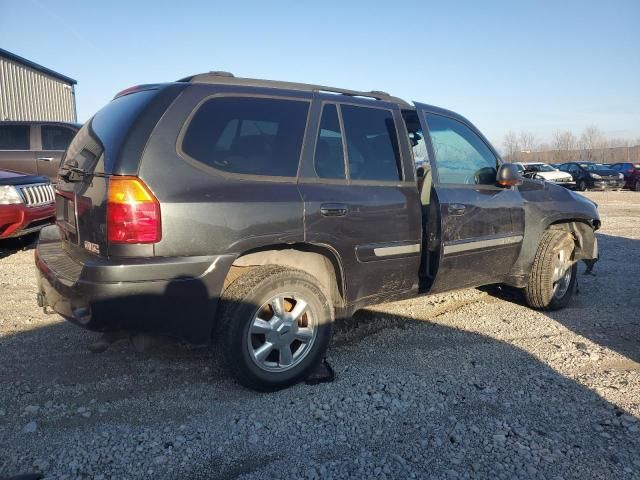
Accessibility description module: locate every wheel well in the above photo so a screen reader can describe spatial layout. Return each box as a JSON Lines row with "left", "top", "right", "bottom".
{"left": 226, "top": 245, "right": 345, "bottom": 307}
{"left": 548, "top": 220, "right": 598, "bottom": 261}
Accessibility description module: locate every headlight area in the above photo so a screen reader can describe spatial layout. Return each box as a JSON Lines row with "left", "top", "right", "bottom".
{"left": 0, "top": 185, "right": 24, "bottom": 205}
{"left": 0, "top": 186, "right": 55, "bottom": 239}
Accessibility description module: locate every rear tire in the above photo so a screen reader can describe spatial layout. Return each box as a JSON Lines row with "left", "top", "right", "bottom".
{"left": 218, "top": 265, "right": 333, "bottom": 391}
{"left": 524, "top": 230, "right": 577, "bottom": 310}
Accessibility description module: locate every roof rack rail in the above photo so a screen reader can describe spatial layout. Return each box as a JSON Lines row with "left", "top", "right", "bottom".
{"left": 176, "top": 72, "right": 409, "bottom": 105}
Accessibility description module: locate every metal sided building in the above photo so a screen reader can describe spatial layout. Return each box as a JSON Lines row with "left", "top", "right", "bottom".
{"left": 0, "top": 48, "right": 77, "bottom": 123}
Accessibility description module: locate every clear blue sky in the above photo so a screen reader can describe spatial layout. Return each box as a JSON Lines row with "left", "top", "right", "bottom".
{"left": 2, "top": 0, "right": 639, "bottom": 149}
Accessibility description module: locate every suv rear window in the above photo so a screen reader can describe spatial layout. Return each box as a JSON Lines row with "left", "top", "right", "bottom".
{"left": 0, "top": 125, "right": 30, "bottom": 150}
{"left": 90, "top": 90, "right": 159, "bottom": 171}
{"left": 340, "top": 105, "right": 402, "bottom": 181}
{"left": 182, "top": 97, "right": 310, "bottom": 177}
{"left": 42, "top": 125, "right": 75, "bottom": 150}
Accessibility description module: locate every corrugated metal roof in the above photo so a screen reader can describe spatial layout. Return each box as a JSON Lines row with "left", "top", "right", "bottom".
{"left": 0, "top": 48, "right": 77, "bottom": 85}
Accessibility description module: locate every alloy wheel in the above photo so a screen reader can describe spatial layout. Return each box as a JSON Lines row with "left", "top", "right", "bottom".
{"left": 552, "top": 248, "right": 573, "bottom": 299}
{"left": 247, "top": 293, "right": 317, "bottom": 373}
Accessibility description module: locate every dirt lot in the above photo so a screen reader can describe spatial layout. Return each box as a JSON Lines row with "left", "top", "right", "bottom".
{"left": 1, "top": 191, "right": 639, "bottom": 480}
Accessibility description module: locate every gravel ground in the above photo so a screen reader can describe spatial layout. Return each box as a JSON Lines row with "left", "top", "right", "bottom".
{"left": 1, "top": 190, "right": 639, "bottom": 480}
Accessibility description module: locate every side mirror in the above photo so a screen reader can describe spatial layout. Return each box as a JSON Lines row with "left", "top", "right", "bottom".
{"left": 497, "top": 163, "right": 524, "bottom": 187}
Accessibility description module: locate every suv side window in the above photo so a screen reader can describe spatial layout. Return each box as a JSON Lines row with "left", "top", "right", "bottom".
{"left": 314, "top": 104, "right": 345, "bottom": 179}
{"left": 41, "top": 125, "right": 75, "bottom": 150}
{"left": 0, "top": 125, "right": 30, "bottom": 150}
{"left": 182, "top": 97, "right": 310, "bottom": 177}
{"left": 425, "top": 113, "right": 497, "bottom": 185}
{"left": 340, "top": 105, "right": 402, "bottom": 181}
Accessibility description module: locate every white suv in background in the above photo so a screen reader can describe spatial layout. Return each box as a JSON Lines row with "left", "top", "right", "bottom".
{"left": 515, "top": 162, "right": 574, "bottom": 187}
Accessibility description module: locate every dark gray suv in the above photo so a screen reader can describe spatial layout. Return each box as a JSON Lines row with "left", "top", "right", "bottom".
{"left": 35, "top": 73, "right": 600, "bottom": 390}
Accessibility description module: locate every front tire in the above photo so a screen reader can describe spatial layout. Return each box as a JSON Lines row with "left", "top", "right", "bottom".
{"left": 218, "top": 265, "right": 333, "bottom": 391}
{"left": 524, "top": 230, "right": 577, "bottom": 310}
{"left": 577, "top": 179, "right": 587, "bottom": 191}
{"left": 635, "top": 179, "right": 640, "bottom": 192}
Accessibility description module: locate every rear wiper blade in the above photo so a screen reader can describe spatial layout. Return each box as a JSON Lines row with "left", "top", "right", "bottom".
{"left": 59, "top": 166, "right": 90, "bottom": 182}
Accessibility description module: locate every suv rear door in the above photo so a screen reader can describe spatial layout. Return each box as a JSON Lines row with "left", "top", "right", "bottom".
{"left": 0, "top": 124, "right": 36, "bottom": 175}
{"left": 413, "top": 103, "right": 525, "bottom": 292}
{"left": 298, "top": 97, "right": 422, "bottom": 305}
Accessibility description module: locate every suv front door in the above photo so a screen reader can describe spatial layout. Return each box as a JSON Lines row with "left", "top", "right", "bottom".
{"left": 299, "top": 98, "right": 422, "bottom": 305}
{"left": 414, "top": 103, "right": 525, "bottom": 292}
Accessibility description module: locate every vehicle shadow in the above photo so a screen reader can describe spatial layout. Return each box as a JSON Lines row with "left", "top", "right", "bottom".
{"left": 1, "top": 270, "right": 639, "bottom": 478}
{"left": 0, "top": 234, "right": 38, "bottom": 260}
{"left": 482, "top": 232, "right": 640, "bottom": 364}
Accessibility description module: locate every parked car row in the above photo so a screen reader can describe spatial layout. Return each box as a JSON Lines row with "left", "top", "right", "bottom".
{"left": 514, "top": 161, "right": 636, "bottom": 191}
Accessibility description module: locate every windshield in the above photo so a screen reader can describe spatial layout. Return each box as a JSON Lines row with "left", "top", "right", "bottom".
{"left": 580, "top": 163, "right": 610, "bottom": 171}
{"left": 526, "top": 164, "right": 557, "bottom": 172}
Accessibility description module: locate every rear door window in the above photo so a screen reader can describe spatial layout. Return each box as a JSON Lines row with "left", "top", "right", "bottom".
{"left": 0, "top": 125, "right": 30, "bottom": 150}
{"left": 182, "top": 97, "right": 310, "bottom": 178}
{"left": 41, "top": 125, "right": 75, "bottom": 150}
{"left": 314, "top": 104, "right": 345, "bottom": 179}
{"left": 340, "top": 105, "right": 402, "bottom": 181}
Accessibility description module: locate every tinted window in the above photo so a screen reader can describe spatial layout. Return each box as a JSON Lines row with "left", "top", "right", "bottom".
{"left": 314, "top": 104, "right": 345, "bottom": 179}
{"left": 41, "top": 125, "right": 75, "bottom": 150}
{"left": 90, "top": 90, "right": 158, "bottom": 170}
{"left": 182, "top": 97, "right": 309, "bottom": 177}
{"left": 0, "top": 125, "right": 30, "bottom": 150}
{"left": 579, "top": 163, "right": 610, "bottom": 171}
{"left": 341, "top": 105, "right": 402, "bottom": 181}
{"left": 425, "top": 113, "right": 497, "bottom": 185}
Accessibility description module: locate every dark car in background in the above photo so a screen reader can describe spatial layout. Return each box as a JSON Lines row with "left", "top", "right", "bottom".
{"left": 0, "top": 121, "right": 80, "bottom": 181}
{"left": 557, "top": 161, "right": 624, "bottom": 191}
{"left": 609, "top": 162, "right": 640, "bottom": 191}
{"left": 0, "top": 169, "right": 55, "bottom": 240}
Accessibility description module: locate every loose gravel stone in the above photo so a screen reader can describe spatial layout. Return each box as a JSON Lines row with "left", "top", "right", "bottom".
{"left": 22, "top": 421, "right": 37, "bottom": 434}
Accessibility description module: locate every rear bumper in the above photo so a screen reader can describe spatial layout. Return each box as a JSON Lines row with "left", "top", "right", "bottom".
{"left": 35, "top": 226, "right": 235, "bottom": 343}
{"left": 0, "top": 203, "right": 55, "bottom": 239}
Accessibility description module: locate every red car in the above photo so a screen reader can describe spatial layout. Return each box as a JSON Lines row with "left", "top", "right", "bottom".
{"left": 0, "top": 169, "right": 55, "bottom": 240}
{"left": 609, "top": 162, "right": 640, "bottom": 191}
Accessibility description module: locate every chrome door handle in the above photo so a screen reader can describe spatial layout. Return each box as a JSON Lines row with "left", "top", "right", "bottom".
{"left": 448, "top": 204, "right": 466, "bottom": 216}
{"left": 38, "top": 157, "right": 54, "bottom": 162}
{"left": 320, "top": 203, "right": 348, "bottom": 217}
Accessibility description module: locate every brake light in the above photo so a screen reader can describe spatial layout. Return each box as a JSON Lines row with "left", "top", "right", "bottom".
{"left": 113, "top": 85, "right": 141, "bottom": 99}
{"left": 107, "top": 177, "right": 161, "bottom": 244}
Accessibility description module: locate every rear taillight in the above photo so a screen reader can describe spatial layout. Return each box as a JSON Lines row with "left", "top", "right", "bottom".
{"left": 107, "top": 177, "right": 161, "bottom": 244}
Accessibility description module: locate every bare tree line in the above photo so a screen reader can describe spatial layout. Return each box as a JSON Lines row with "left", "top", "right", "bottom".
{"left": 502, "top": 126, "right": 640, "bottom": 164}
